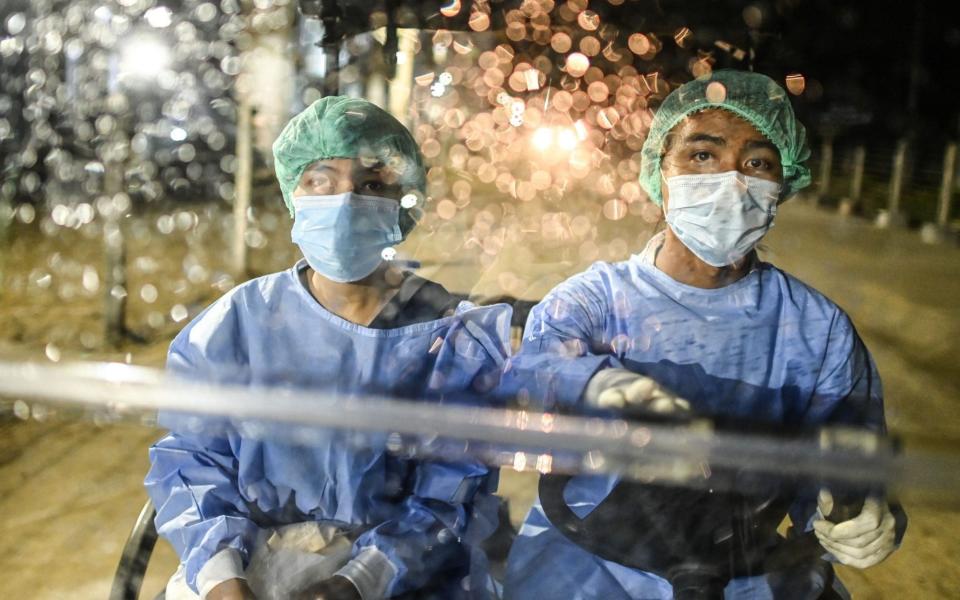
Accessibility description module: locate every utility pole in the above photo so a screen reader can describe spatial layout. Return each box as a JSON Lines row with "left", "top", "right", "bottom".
{"left": 231, "top": 99, "right": 253, "bottom": 278}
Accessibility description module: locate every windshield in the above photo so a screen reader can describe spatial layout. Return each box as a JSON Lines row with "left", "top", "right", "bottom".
{"left": 1, "top": 1, "right": 958, "bottom": 598}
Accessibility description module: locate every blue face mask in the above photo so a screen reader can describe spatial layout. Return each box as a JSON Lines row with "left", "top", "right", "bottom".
{"left": 291, "top": 192, "right": 403, "bottom": 283}
{"left": 664, "top": 171, "right": 781, "bottom": 267}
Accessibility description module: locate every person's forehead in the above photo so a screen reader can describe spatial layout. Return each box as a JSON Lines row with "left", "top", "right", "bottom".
{"left": 672, "top": 109, "right": 769, "bottom": 143}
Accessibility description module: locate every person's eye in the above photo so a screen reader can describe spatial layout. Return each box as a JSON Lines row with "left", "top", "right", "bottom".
{"left": 361, "top": 180, "right": 386, "bottom": 193}
{"left": 305, "top": 176, "right": 332, "bottom": 191}
{"left": 745, "top": 157, "right": 770, "bottom": 170}
{"left": 691, "top": 150, "right": 712, "bottom": 162}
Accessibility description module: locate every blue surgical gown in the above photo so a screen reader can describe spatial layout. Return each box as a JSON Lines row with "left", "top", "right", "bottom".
{"left": 502, "top": 235, "right": 891, "bottom": 600}
{"left": 144, "top": 260, "right": 512, "bottom": 597}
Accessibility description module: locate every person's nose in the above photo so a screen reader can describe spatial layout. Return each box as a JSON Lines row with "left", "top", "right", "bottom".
{"left": 718, "top": 152, "right": 740, "bottom": 173}
{"left": 333, "top": 180, "right": 355, "bottom": 194}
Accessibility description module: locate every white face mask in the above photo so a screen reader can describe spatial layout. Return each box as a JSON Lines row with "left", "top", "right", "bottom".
{"left": 291, "top": 192, "right": 403, "bottom": 283}
{"left": 663, "top": 171, "right": 782, "bottom": 267}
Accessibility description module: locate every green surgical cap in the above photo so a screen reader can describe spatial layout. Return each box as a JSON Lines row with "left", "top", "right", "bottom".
{"left": 273, "top": 96, "right": 426, "bottom": 216}
{"left": 639, "top": 70, "right": 812, "bottom": 205}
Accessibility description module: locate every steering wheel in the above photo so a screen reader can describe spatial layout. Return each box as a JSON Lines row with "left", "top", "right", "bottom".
{"left": 538, "top": 442, "right": 865, "bottom": 599}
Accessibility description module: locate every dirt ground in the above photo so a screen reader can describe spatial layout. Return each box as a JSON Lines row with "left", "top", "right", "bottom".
{"left": 0, "top": 200, "right": 958, "bottom": 598}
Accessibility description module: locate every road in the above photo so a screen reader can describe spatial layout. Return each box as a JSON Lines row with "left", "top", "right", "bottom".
{"left": 0, "top": 200, "right": 958, "bottom": 598}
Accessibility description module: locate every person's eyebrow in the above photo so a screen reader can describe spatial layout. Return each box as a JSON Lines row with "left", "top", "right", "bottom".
{"left": 744, "top": 139, "right": 779, "bottom": 154}
{"left": 353, "top": 162, "right": 388, "bottom": 176}
{"left": 302, "top": 164, "right": 338, "bottom": 174}
{"left": 682, "top": 133, "right": 726, "bottom": 146}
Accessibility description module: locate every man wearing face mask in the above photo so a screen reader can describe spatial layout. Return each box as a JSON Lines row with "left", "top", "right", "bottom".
{"left": 146, "top": 97, "right": 511, "bottom": 600}
{"left": 501, "top": 71, "right": 904, "bottom": 599}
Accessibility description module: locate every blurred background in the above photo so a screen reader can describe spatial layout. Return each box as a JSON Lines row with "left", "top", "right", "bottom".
{"left": 0, "top": 0, "right": 958, "bottom": 597}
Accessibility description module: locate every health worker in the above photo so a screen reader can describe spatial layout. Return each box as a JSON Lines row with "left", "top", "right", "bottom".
{"left": 501, "top": 70, "right": 904, "bottom": 599}
{"left": 145, "top": 97, "right": 512, "bottom": 600}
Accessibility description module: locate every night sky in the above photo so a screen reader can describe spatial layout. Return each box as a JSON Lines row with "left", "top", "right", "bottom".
{"left": 755, "top": 0, "right": 960, "bottom": 142}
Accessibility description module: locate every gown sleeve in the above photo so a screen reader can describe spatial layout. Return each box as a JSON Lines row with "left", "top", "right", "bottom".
{"left": 499, "top": 268, "right": 625, "bottom": 409}
{"left": 790, "top": 309, "right": 907, "bottom": 543}
{"left": 143, "top": 293, "right": 260, "bottom": 594}
{"left": 808, "top": 311, "right": 887, "bottom": 429}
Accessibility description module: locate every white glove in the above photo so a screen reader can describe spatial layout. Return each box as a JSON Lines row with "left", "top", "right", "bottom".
{"left": 583, "top": 368, "right": 691, "bottom": 414}
{"left": 813, "top": 491, "right": 897, "bottom": 569}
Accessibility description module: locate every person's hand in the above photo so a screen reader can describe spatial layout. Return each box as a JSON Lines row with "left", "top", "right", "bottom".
{"left": 206, "top": 578, "right": 257, "bottom": 600}
{"left": 294, "top": 575, "right": 362, "bottom": 600}
{"left": 813, "top": 492, "right": 897, "bottom": 569}
{"left": 584, "top": 368, "right": 691, "bottom": 414}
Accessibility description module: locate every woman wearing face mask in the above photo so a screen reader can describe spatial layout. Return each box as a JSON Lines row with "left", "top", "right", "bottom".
{"left": 146, "top": 97, "right": 511, "bottom": 600}
{"left": 500, "top": 71, "right": 904, "bottom": 599}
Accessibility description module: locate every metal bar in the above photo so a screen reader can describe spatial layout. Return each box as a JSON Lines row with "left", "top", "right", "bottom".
{"left": 2, "top": 361, "right": 959, "bottom": 497}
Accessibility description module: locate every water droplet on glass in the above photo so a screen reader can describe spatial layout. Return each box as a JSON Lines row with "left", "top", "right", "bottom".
{"left": 512, "top": 451, "right": 528, "bottom": 471}
{"left": 5, "top": 13, "right": 26, "bottom": 35}
{"left": 437, "top": 528, "right": 455, "bottom": 543}
{"left": 468, "top": 11, "right": 490, "bottom": 32}
{"left": 386, "top": 432, "right": 403, "bottom": 453}
{"left": 550, "top": 32, "right": 572, "bottom": 53}
{"left": 82, "top": 266, "right": 100, "bottom": 293}
{"left": 579, "top": 36, "right": 601, "bottom": 57}
{"left": 170, "top": 304, "right": 189, "bottom": 322}
{"left": 45, "top": 343, "right": 61, "bottom": 362}
{"left": 743, "top": 5, "right": 764, "bottom": 29}
{"left": 603, "top": 198, "right": 628, "bottom": 220}
{"left": 13, "top": 400, "right": 30, "bottom": 420}
{"left": 674, "top": 27, "right": 693, "bottom": 48}
{"left": 436, "top": 199, "right": 457, "bottom": 220}
{"left": 565, "top": 52, "right": 589, "bottom": 78}
{"left": 705, "top": 81, "right": 727, "bottom": 103}
{"left": 440, "top": 0, "right": 462, "bottom": 18}
{"left": 785, "top": 73, "right": 806, "bottom": 96}
{"left": 145, "top": 6, "right": 173, "bottom": 28}
{"left": 578, "top": 10, "right": 600, "bottom": 31}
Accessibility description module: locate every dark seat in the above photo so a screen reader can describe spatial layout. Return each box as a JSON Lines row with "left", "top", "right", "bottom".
{"left": 110, "top": 498, "right": 161, "bottom": 600}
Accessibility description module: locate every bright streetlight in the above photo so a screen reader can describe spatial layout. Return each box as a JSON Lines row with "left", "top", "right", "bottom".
{"left": 115, "top": 34, "right": 172, "bottom": 89}
{"left": 532, "top": 126, "right": 581, "bottom": 152}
